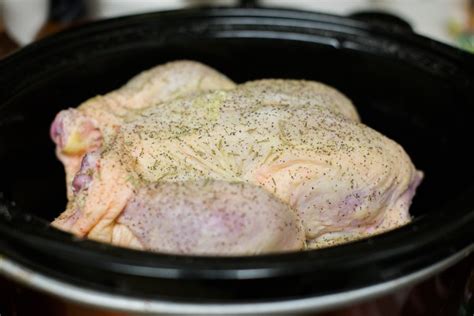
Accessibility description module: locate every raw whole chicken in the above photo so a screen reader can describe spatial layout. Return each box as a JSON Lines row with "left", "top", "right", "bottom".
{"left": 51, "top": 60, "right": 423, "bottom": 255}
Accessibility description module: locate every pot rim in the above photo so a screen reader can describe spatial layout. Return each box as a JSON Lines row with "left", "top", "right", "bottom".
{"left": 1, "top": 244, "right": 472, "bottom": 314}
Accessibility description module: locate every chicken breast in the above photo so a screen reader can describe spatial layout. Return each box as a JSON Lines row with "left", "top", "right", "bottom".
{"left": 51, "top": 61, "right": 422, "bottom": 254}
{"left": 50, "top": 60, "right": 235, "bottom": 197}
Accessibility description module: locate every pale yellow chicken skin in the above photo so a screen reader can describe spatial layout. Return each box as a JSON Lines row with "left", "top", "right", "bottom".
{"left": 51, "top": 60, "right": 235, "bottom": 198}
{"left": 52, "top": 61, "right": 422, "bottom": 254}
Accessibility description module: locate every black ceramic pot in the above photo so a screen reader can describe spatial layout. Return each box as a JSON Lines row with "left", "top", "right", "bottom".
{"left": 0, "top": 4, "right": 473, "bottom": 315}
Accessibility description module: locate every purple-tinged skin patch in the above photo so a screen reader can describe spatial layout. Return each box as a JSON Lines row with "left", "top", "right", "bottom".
{"left": 50, "top": 113, "right": 64, "bottom": 148}
{"left": 71, "top": 151, "right": 100, "bottom": 194}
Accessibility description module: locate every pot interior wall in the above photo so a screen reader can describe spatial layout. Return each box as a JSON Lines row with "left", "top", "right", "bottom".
{"left": 0, "top": 36, "right": 472, "bottom": 224}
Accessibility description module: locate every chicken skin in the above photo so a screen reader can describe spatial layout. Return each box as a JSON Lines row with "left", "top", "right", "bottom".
{"left": 116, "top": 180, "right": 304, "bottom": 255}
{"left": 50, "top": 60, "right": 235, "bottom": 198}
{"left": 51, "top": 61, "right": 422, "bottom": 254}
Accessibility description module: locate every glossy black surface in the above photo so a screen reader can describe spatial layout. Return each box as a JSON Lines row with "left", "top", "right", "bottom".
{"left": 0, "top": 7, "right": 473, "bottom": 303}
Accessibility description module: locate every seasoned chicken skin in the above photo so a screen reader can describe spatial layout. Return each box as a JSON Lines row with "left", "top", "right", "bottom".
{"left": 117, "top": 180, "right": 304, "bottom": 255}
{"left": 50, "top": 60, "right": 235, "bottom": 197}
{"left": 52, "top": 149, "right": 305, "bottom": 255}
{"left": 51, "top": 61, "right": 422, "bottom": 254}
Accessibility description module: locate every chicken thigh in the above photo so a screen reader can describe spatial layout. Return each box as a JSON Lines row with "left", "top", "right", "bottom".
{"left": 117, "top": 180, "right": 304, "bottom": 255}
{"left": 52, "top": 148, "right": 304, "bottom": 255}
{"left": 51, "top": 62, "right": 422, "bottom": 254}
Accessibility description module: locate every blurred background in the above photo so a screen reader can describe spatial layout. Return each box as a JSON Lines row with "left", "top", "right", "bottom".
{"left": 1, "top": 0, "right": 474, "bottom": 58}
